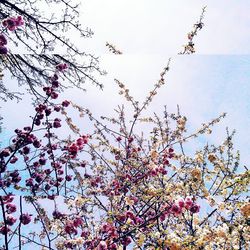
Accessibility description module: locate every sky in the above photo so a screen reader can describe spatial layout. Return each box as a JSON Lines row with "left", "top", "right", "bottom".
{"left": 2, "top": 55, "right": 250, "bottom": 165}
{"left": 78, "top": 0, "right": 250, "bottom": 54}
{"left": 1, "top": 0, "right": 249, "bottom": 183}
{"left": 1, "top": 1, "right": 250, "bottom": 248}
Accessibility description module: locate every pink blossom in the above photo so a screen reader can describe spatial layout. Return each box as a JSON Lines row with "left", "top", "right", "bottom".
{"left": 20, "top": 213, "right": 32, "bottom": 225}
{"left": 73, "top": 217, "right": 83, "bottom": 227}
{"left": 0, "top": 226, "right": 10, "bottom": 235}
{"left": 16, "top": 16, "right": 25, "bottom": 26}
{"left": 184, "top": 196, "right": 193, "bottom": 209}
{"left": 0, "top": 34, "right": 7, "bottom": 46}
{"left": 6, "top": 216, "right": 17, "bottom": 226}
{"left": 171, "top": 204, "right": 182, "bottom": 216}
{"left": 6, "top": 204, "right": 17, "bottom": 214}
{"left": 65, "top": 222, "right": 77, "bottom": 235}
{"left": 2, "top": 16, "right": 24, "bottom": 31}
{"left": 62, "top": 100, "right": 70, "bottom": 107}
{"left": 56, "top": 63, "right": 68, "bottom": 72}
{"left": 190, "top": 203, "right": 200, "bottom": 213}
{"left": 121, "top": 236, "right": 132, "bottom": 246}
{"left": 97, "top": 241, "right": 108, "bottom": 250}
{"left": 177, "top": 198, "right": 185, "bottom": 208}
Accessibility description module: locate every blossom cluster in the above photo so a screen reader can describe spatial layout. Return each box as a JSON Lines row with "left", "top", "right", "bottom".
{"left": 2, "top": 16, "right": 24, "bottom": 31}
{"left": 0, "top": 9, "right": 249, "bottom": 250}
{"left": 0, "top": 64, "right": 78, "bottom": 195}
{"left": 66, "top": 135, "right": 89, "bottom": 159}
{"left": 1, "top": 65, "right": 249, "bottom": 249}
{"left": 0, "top": 34, "right": 8, "bottom": 54}
{"left": 169, "top": 196, "right": 200, "bottom": 216}
{"left": 0, "top": 195, "right": 31, "bottom": 236}
{"left": 0, "top": 16, "right": 25, "bottom": 54}
{"left": 0, "top": 79, "right": 249, "bottom": 250}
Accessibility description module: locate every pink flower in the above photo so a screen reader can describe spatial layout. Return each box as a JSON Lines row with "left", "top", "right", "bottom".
{"left": 54, "top": 106, "right": 61, "bottom": 112}
{"left": 33, "top": 140, "right": 41, "bottom": 148}
{"left": 190, "top": 203, "right": 200, "bottom": 214}
{"left": 56, "top": 63, "right": 68, "bottom": 72}
{"left": 0, "top": 45, "right": 8, "bottom": 54}
{"left": 82, "top": 135, "right": 89, "bottom": 144}
{"left": 97, "top": 241, "right": 108, "bottom": 250}
{"left": 0, "top": 34, "right": 7, "bottom": 46}
{"left": 73, "top": 217, "right": 83, "bottom": 227}
{"left": 6, "top": 204, "right": 17, "bottom": 214}
{"left": 160, "top": 213, "right": 166, "bottom": 222}
{"left": 20, "top": 213, "right": 32, "bottom": 225}
{"left": 53, "top": 118, "right": 61, "bottom": 128}
{"left": 62, "top": 100, "right": 70, "bottom": 107}
{"left": 171, "top": 204, "right": 182, "bottom": 216}
{"left": 125, "top": 211, "right": 135, "bottom": 219}
{"left": 6, "top": 216, "right": 17, "bottom": 226}
{"left": 51, "top": 92, "right": 58, "bottom": 99}
{"left": 110, "top": 243, "right": 118, "bottom": 250}
{"left": 0, "top": 226, "right": 10, "bottom": 235}
{"left": 39, "top": 158, "right": 46, "bottom": 165}
{"left": 6, "top": 18, "right": 16, "bottom": 31}
{"left": 65, "top": 175, "right": 72, "bottom": 181}
{"left": 16, "top": 16, "right": 25, "bottom": 26}
{"left": 51, "top": 80, "right": 59, "bottom": 88}
{"left": 25, "top": 178, "right": 34, "bottom": 187}
{"left": 68, "top": 143, "right": 78, "bottom": 158}
{"left": 177, "top": 198, "right": 185, "bottom": 208}
{"left": 2, "top": 195, "right": 14, "bottom": 203}
{"left": 76, "top": 138, "right": 83, "bottom": 146}
{"left": 121, "top": 236, "right": 132, "bottom": 246}
{"left": 0, "top": 148, "right": 10, "bottom": 157}
{"left": 2, "top": 16, "right": 24, "bottom": 31}
{"left": 116, "top": 136, "right": 122, "bottom": 142}
{"left": 184, "top": 196, "right": 193, "bottom": 209}
{"left": 135, "top": 216, "right": 144, "bottom": 224}
{"left": 65, "top": 222, "right": 77, "bottom": 235}
{"left": 81, "top": 230, "right": 89, "bottom": 238}
{"left": 10, "top": 156, "right": 18, "bottom": 164}
{"left": 52, "top": 210, "right": 64, "bottom": 219}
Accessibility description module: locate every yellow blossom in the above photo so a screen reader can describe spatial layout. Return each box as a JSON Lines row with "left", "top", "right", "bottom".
{"left": 191, "top": 168, "right": 202, "bottom": 180}
{"left": 240, "top": 203, "right": 250, "bottom": 217}
{"left": 208, "top": 153, "right": 217, "bottom": 163}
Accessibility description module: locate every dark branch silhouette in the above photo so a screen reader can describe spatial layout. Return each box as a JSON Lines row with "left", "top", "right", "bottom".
{"left": 0, "top": 0, "right": 106, "bottom": 101}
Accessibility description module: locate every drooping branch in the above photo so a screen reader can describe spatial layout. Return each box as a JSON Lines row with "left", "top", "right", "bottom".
{"left": 0, "top": 0, "right": 106, "bottom": 101}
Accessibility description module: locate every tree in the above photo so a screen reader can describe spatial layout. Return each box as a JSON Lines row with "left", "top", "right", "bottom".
{"left": 0, "top": 0, "right": 105, "bottom": 102}
{"left": 0, "top": 3, "right": 249, "bottom": 250}
{"left": 0, "top": 65, "right": 249, "bottom": 249}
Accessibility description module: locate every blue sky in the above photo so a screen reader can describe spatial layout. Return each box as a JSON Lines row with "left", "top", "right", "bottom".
{"left": 2, "top": 54, "right": 249, "bottom": 246}
{"left": 1, "top": 55, "right": 250, "bottom": 165}
{"left": 0, "top": 1, "right": 250, "bottom": 247}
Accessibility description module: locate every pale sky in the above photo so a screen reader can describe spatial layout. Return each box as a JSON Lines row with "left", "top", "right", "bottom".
{"left": 79, "top": 0, "right": 250, "bottom": 54}
{"left": 1, "top": 1, "right": 250, "bottom": 248}
{"left": 2, "top": 55, "right": 250, "bottom": 166}
{"left": 1, "top": 0, "right": 250, "bottom": 167}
